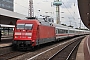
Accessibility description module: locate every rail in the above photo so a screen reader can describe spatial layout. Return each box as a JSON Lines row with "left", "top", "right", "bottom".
{"left": 48, "top": 38, "right": 82, "bottom": 60}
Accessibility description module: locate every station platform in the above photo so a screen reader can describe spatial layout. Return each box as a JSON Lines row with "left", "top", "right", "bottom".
{"left": 76, "top": 35, "right": 90, "bottom": 60}
{"left": 0, "top": 35, "right": 13, "bottom": 48}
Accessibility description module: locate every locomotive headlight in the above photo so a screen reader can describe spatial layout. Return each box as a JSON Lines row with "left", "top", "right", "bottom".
{"left": 15, "top": 36, "right": 18, "bottom": 38}
{"left": 28, "top": 37, "right": 31, "bottom": 38}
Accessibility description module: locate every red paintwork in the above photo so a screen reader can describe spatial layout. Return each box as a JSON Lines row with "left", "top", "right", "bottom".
{"left": 56, "top": 34, "right": 68, "bottom": 36}
{"left": 14, "top": 20, "right": 40, "bottom": 46}
{"left": 13, "top": 19, "right": 55, "bottom": 46}
{"left": 38, "top": 25, "right": 55, "bottom": 39}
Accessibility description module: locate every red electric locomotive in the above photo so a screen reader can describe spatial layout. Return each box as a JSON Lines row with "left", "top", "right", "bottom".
{"left": 13, "top": 18, "right": 56, "bottom": 50}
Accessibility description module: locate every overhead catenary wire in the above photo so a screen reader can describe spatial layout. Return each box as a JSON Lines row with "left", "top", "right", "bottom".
{"left": 62, "top": 2, "right": 75, "bottom": 20}
{"left": 61, "top": 0, "right": 80, "bottom": 27}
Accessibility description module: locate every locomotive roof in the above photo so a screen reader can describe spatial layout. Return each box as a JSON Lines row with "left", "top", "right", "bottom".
{"left": 37, "top": 18, "right": 52, "bottom": 26}
{"left": 17, "top": 18, "right": 52, "bottom": 26}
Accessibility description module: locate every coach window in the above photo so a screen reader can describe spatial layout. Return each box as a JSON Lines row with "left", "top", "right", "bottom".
{"left": 69, "top": 30, "right": 71, "bottom": 33}
{"left": 65, "top": 30, "right": 68, "bottom": 33}
{"left": 69, "top": 30, "right": 74, "bottom": 33}
{"left": 58, "top": 29, "right": 60, "bottom": 33}
{"left": 69, "top": 30, "right": 72, "bottom": 33}
{"left": 59, "top": 29, "right": 63, "bottom": 33}
{"left": 59, "top": 29, "right": 62, "bottom": 33}
{"left": 63, "top": 30, "right": 68, "bottom": 33}
{"left": 25, "top": 24, "right": 33, "bottom": 30}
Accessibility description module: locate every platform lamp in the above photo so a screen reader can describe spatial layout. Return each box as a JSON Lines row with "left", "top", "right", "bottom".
{"left": 0, "top": 25, "right": 1, "bottom": 31}
{"left": 0, "top": 25, "right": 1, "bottom": 41}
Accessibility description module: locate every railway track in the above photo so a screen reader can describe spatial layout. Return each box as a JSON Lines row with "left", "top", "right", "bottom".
{"left": 0, "top": 51, "right": 28, "bottom": 60}
{"left": 48, "top": 37, "right": 82, "bottom": 60}
{"left": 26, "top": 36, "right": 84, "bottom": 60}
{"left": 0, "top": 46, "right": 29, "bottom": 60}
{"left": 0, "top": 36, "right": 85, "bottom": 60}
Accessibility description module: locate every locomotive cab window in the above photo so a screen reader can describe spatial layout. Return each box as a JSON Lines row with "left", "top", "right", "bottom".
{"left": 17, "top": 24, "right": 24, "bottom": 29}
{"left": 25, "top": 24, "right": 33, "bottom": 30}
{"left": 16, "top": 24, "right": 33, "bottom": 30}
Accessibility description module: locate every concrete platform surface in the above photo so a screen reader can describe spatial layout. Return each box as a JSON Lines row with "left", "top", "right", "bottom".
{"left": 0, "top": 35, "right": 13, "bottom": 48}
{"left": 76, "top": 36, "right": 86, "bottom": 60}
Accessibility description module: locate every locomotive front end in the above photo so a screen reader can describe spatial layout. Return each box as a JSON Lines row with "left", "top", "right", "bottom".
{"left": 12, "top": 20, "right": 39, "bottom": 50}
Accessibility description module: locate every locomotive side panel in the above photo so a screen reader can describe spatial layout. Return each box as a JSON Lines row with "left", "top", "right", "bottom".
{"left": 37, "top": 25, "right": 56, "bottom": 44}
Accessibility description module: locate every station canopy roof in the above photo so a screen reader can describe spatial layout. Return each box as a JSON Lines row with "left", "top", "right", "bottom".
{"left": 0, "top": 8, "right": 26, "bottom": 19}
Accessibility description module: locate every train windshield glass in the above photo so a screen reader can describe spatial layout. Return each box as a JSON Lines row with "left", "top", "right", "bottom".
{"left": 16, "top": 24, "right": 33, "bottom": 30}
{"left": 17, "top": 24, "right": 24, "bottom": 29}
{"left": 25, "top": 24, "right": 33, "bottom": 30}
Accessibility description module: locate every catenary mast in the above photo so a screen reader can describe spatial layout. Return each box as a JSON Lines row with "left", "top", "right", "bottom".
{"left": 29, "top": 0, "right": 34, "bottom": 17}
